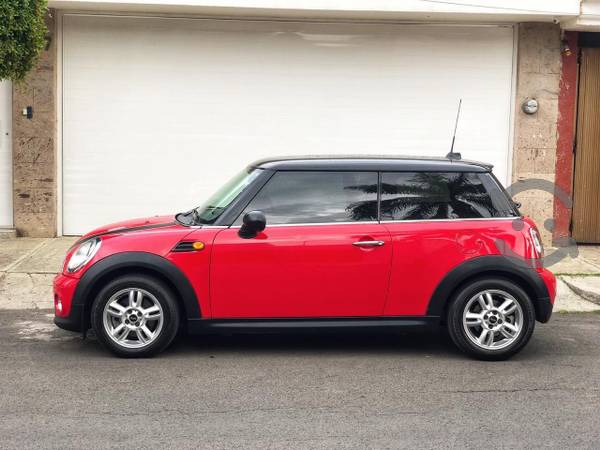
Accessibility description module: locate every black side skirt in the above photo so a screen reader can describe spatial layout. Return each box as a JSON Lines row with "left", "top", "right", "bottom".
{"left": 187, "top": 316, "right": 441, "bottom": 334}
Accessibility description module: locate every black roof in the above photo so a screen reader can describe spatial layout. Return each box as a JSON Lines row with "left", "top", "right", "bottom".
{"left": 251, "top": 155, "right": 492, "bottom": 172}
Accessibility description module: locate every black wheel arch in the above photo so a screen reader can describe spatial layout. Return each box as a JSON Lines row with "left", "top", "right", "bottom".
{"left": 427, "top": 255, "right": 552, "bottom": 323}
{"left": 72, "top": 252, "right": 201, "bottom": 331}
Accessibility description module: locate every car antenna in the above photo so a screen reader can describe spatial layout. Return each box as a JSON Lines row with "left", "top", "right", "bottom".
{"left": 446, "top": 98, "right": 462, "bottom": 160}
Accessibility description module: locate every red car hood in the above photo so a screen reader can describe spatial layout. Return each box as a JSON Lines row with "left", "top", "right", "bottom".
{"left": 80, "top": 215, "right": 176, "bottom": 240}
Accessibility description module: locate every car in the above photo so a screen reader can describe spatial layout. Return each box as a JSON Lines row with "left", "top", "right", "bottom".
{"left": 54, "top": 155, "right": 556, "bottom": 360}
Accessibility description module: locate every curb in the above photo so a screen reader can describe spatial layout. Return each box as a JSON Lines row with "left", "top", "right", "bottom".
{"left": 560, "top": 276, "right": 600, "bottom": 306}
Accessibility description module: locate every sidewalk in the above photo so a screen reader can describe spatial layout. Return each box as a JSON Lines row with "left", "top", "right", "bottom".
{"left": 545, "top": 246, "right": 600, "bottom": 312}
{"left": 1, "top": 237, "right": 600, "bottom": 312}
{"left": 0, "top": 237, "right": 77, "bottom": 309}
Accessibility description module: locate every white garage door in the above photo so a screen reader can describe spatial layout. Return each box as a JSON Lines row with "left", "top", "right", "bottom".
{"left": 62, "top": 15, "right": 515, "bottom": 235}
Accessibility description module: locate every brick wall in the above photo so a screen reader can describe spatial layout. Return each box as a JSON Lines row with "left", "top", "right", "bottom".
{"left": 511, "top": 23, "right": 562, "bottom": 246}
{"left": 12, "top": 11, "right": 57, "bottom": 237}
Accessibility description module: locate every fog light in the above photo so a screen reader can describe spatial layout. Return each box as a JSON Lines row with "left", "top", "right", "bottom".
{"left": 55, "top": 297, "right": 63, "bottom": 313}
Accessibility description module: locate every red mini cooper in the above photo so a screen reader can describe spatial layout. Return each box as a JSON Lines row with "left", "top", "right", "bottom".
{"left": 54, "top": 156, "right": 556, "bottom": 360}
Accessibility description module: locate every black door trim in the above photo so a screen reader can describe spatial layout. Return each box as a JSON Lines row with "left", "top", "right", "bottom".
{"left": 187, "top": 316, "right": 440, "bottom": 334}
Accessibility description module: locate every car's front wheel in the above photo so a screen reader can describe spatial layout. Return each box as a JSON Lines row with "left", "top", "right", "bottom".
{"left": 447, "top": 278, "right": 536, "bottom": 360}
{"left": 91, "top": 274, "right": 180, "bottom": 357}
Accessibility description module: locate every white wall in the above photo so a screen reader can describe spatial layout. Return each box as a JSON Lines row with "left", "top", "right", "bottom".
{"left": 0, "top": 81, "right": 12, "bottom": 227}
{"left": 563, "top": 0, "right": 600, "bottom": 30}
{"left": 49, "top": 0, "right": 579, "bottom": 22}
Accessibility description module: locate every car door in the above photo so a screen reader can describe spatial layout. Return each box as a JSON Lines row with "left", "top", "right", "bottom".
{"left": 210, "top": 170, "right": 392, "bottom": 318}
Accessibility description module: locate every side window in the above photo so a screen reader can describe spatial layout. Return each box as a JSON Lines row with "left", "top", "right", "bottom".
{"left": 380, "top": 171, "right": 518, "bottom": 220}
{"left": 480, "top": 173, "right": 520, "bottom": 217}
{"left": 236, "top": 171, "right": 378, "bottom": 225}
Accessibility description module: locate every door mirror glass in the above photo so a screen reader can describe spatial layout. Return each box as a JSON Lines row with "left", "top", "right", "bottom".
{"left": 239, "top": 210, "right": 266, "bottom": 239}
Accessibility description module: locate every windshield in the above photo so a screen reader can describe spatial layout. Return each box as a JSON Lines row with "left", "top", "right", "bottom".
{"left": 193, "top": 168, "right": 262, "bottom": 224}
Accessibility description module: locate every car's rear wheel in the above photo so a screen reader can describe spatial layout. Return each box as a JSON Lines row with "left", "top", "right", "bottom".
{"left": 447, "top": 278, "right": 536, "bottom": 361}
{"left": 91, "top": 274, "right": 180, "bottom": 357}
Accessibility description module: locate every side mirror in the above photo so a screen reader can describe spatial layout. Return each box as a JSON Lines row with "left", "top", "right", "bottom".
{"left": 238, "top": 210, "right": 266, "bottom": 239}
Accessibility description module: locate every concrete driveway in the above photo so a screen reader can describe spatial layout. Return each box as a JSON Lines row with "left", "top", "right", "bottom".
{"left": 0, "top": 310, "right": 599, "bottom": 449}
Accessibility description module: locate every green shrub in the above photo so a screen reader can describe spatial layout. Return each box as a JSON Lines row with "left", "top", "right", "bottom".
{"left": 0, "top": 0, "right": 48, "bottom": 82}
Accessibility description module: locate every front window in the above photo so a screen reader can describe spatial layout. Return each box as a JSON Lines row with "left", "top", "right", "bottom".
{"left": 236, "top": 171, "right": 378, "bottom": 225}
{"left": 193, "top": 168, "right": 262, "bottom": 224}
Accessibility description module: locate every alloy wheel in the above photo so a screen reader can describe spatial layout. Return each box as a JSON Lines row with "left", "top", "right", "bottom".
{"left": 462, "top": 289, "right": 524, "bottom": 350}
{"left": 102, "top": 288, "right": 164, "bottom": 349}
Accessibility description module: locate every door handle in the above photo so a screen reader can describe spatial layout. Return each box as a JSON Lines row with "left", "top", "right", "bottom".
{"left": 352, "top": 240, "right": 385, "bottom": 247}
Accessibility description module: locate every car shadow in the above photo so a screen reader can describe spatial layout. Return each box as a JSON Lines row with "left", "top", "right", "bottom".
{"left": 7, "top": 310, "right": 567, "bottom": 362}
{"left": 166, "top": 329, "right": 463, "bottom": 358}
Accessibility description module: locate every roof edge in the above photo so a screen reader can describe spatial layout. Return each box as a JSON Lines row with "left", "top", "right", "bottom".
{"left": 250, "top": 155, "right": 493, "bottom": 172}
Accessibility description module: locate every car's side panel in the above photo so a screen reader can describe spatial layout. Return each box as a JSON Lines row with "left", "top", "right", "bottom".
{"left": 382, "top": 218, "right": 528, "bottom": 316}
{"left": 210, "top": 223, "right": 393, "bottom": 318}
{"left": 164, "top": 227, "right": 224, "bottom": 318}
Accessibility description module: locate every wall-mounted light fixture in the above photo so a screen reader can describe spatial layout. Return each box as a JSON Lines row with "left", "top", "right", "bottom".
{"left": 561, "top": 39, "right": 572, "bottom": 57}
{"left": 22, "top": 106, "right": 33, "bottom": 119}
{"left": 522, "top": 98, "right": 538, "bottom": 115}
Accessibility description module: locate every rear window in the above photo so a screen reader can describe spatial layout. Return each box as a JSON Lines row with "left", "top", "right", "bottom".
{"left": 380, "top": 171, "right": 518, "bottom": 221}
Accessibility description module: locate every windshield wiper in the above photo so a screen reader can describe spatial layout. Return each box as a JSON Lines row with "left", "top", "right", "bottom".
{"left": 191, "top": 208, "right": 202, "bottom": 225}
{"left": 177, "top": 206, "right": 227, "bottom": 226}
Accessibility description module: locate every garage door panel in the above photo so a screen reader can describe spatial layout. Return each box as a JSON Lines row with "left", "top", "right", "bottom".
{"left": 62, "top": 15, "right": 514, "bottom": 234}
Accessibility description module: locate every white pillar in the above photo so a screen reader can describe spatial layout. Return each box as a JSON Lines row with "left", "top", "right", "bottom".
{"left": 0, "top": 80, "right": 13, "bottom": 227}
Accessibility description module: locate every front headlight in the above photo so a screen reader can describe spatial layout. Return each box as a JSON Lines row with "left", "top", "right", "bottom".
{"left": 66, "top": 238, "right": 101, "bottom": 273}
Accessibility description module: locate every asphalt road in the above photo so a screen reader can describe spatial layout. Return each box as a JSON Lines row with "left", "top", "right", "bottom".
{"left": 0, "top": 310, "right": 599, "bottom": 449}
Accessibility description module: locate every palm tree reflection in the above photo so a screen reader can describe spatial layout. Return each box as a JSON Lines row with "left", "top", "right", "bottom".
{"left": 344, "top": 182, "right": 377, "bottom": 221}
{"left": 345, "top": 172, "right": 497, "bottom": 221}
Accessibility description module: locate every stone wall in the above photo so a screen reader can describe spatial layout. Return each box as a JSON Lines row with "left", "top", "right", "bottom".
{"left": 511, "top": 23, "right": 562, "bottom": 246}
{"left": 12, "top": 11, "right": 57, "bottom": 237}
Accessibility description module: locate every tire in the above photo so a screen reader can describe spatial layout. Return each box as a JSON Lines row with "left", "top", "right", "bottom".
{"left": 446, "top": 277, "right": 536, "bottom": 361}
{"left": 91, "top": 274, "right": 181, "bottom": 358}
